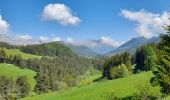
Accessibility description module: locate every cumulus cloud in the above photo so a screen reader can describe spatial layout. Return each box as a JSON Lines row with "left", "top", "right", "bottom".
{"left": 66, "top": 37, "right": 74, "bottom": 43}
{"left": 0, "top": 15, "right": 9, "bottom": 34}
{"left": 39, "top": 36, "right": 49, "bottom": 42}
{"left": 52, "top": 36, "right": 61, "bottom": 41}
{"left": 42, "top": 3, "right": 81, "bottom": 26}
{"left": 17, "top": 34, "right": 32, "bottom": 40}
{"left": 64, "top": 36, "right": 122, "bottom": 48}
{"left": 99, "top": 36, "right": 122, "bottom": 47}
{"left": 121, "top": 9, "right": 170, "bottom": 38}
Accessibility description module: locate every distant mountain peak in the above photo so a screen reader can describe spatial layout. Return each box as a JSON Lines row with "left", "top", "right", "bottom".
{"left": 106, "top": 36, "right": 160, "bottom": 56}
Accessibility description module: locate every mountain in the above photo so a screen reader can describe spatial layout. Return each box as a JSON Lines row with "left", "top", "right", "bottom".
{"left": 106, "top": 37, "right": 160, "bottom": 56}
{"left": 89, "top": 44, "right": 116, "bottom": 55}
{"left": 65, "top": 44, "right": 98, "bottom": 57}
{"left": 63, "top": 43, "right": 116, "bottom": 57}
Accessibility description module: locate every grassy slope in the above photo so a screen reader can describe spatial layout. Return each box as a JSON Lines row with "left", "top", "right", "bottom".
{"left": 21, "top": 72, "right": 153, "bottom": 100}
{"left": 1, "top": 48, "right": 41, "bottom": 59}
{"left": 164, "top": 96, "right": 170, "bottom": 100}
{"left": 0, "top": 63, "right": 36, "bottom": 91}
{"left": 78, "top": 73, "right": 101, "bottom": 87}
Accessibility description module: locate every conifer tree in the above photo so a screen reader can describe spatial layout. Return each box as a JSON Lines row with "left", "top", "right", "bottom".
{"left": 151, "top": 25, "right": 170, "bottom": 94}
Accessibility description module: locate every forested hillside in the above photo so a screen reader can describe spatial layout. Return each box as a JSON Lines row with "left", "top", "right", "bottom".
{"left": 0, "top": 41, "right": 105, "bottom": 99}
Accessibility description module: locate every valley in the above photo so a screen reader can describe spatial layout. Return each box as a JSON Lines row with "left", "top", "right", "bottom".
{"left": 1, "top": 1, "right": 170, "bottom": 100}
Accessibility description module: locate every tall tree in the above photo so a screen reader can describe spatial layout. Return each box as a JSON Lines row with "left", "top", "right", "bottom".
{"left": 16, "top": 76, "right": 30, "bottom": 98}
{"left": 135, "top": 45, "right": 157, "bottom": 72}
{"left": 12, "top": 55, "right": 23, "bottom": 66}
{"left": 151, "top": 25, "right": 170, "bottom": 94}
{"left": 103, "top": 52, "right": 132, "bottom": 79}
{"left": 34, "top": 73, "right": 50, "bottom": 94}
{"left": 144, "top": 45, "right": 157, "bottom": 71}
{"left": 0, "top": 76, "right": 12, "bottom": 100}
{"left": 0, "top": 49, "right": 7, "bottom": 63}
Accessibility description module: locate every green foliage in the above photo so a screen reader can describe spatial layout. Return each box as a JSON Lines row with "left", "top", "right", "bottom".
{"left": 0, "top": 75, "right": 31, "bottom": 99}
{"left": 91, "top": 58, "right": 105, "bottom": 71}
{"left": 50, "top": 80, "right": 68, "bottom": 91}
{"left": 135, "top": 45, "right": 157, "bottom": 72}
{"left": 34, "top": 73, "right": 50, "bottom": 94}
{"left": 103, "top": 52, "right": 132, "bottom": 79}
{"left": 20, "top": 42, "right": 75, "bottom": 57}
{"left": 132, "top": 81, "right": 161, "bottom": 100}
{"left": 84, "top": 67, "right": 100, "bottom": 76}
{"left": 0, "top": 42, "right": 97, "bottom": 94}
{"left": 0, "top": 42, "right": 16, "bottom": 49}
{"left": 79, "top": 73, "right": 101, "bottom": 87}
{"left": 16, "top": 76, "right": 31, "bottom": 98}
{"left": 20, "top": 72, "right": 153, "bottom": 100}
{"left": 0, "top": 63, "right": 36, "bottom": 91}
{"left": 0, "top": 42, "right": 105, "bottom": 96}
{"left": 101, "top": 90, "right": 121, "bottom": 100}
{"left": 151, "top": 25, "right": 170, "bottom": 94}
{"left": 110, "top": 64, "right": 129, "bottom": 79}
{"left": 1, "top": 48, "right": 41, "bottom": 59}
{"left": 0, "top": 76, "right": 13, "bottom": 100}
{"left": 0, "top": 49, "right": 7, "bottom": 63}
{"left": 63, "top": 74, "right": 78, "bottom": 87}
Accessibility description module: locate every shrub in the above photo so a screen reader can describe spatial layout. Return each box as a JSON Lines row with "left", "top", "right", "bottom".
{"left": 109, "top": 64, "right": 129, "bottom": 79}
{"left": 79, "top": 80, "right": 92, "bottom": 87}
{"left": 101, "top": 90, "right": 121, "bottom": 100}
{"left": 56, "top": 82, "right": 68, "bottom": 90}
{"left": 132, "top": 81, "right": 161, "bottom": 100}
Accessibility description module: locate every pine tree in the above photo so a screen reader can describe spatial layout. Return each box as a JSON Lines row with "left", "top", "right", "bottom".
{"left": 34, "top": 73, "right": 50, "bottom": 94}
{"left": 0, "top": 76, "right": 12, "bottom": 99}
{"left": 151, "top": 25, "right": 170, "bottom": 94}
{"left": 16, "top": 76, "right": 30, "bottom": 98}
{"left": 0, "top": 49, "right": 7, "bottom": 63}
{"left": 135, "top": 45, "right": 157, "bottom": 72}
{"left": 144, "top": 45, "right": 157, "bottom": 71}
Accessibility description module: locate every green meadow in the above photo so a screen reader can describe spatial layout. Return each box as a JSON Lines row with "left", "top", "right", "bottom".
{"left": 20, "top": 72, "right": 153, "bottom": 100}
{"left": 1, "top": 48, "right": 41, "bottom": 59}
{"left": 0, "top": 63, "right": 36, "bottom": 91}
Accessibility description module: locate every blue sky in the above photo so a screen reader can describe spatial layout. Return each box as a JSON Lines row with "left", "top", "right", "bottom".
{"left": 0, "top": 0, "right": 170, "bottom": 47}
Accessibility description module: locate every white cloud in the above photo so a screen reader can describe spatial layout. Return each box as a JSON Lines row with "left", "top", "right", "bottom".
{"left": 52, "top": 36, "right": 61, "bottom": 41}
{"left": 0, "top": 15, "right": 9, "bottom": 34}
{"left": 66, "top": 37, "right": 74, "bottom": 43}
{"left": 99, "top": 36, "right": 122, "bottom": 47}
{"left": 42, "top": 3, "right": 81, "bottom": 26}
{"left": 121, "top": 9, "right": 170, "bottom": 38}
{"left": 17, "top": 34, "right": 32, "bottom": 40}
{"left": 39, "top": 36, "right": 49, "bottom": 42}
{"left": 64, "top": 36, "right": 122, "bottom": 48}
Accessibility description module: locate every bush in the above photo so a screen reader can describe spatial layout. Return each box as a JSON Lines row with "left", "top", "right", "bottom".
{"left": 63, "top": 74, "right": 79, "bottom": 87}
{"left": 101, "top": 90, "right": 121, "bottom": 100}
{"left": 132, "top": 81, "right": 161, "bottom": 100}
{"left": 109, "top": 64, "right": 129, "bottom": 79}
{"left": 84, "top": 67, "right": 100, "bottom": 76}
{"left": 103, "top": 52, "right": 133, "bottom": 79}
{"left": 79, "top": 80, "right": 92, "bottom": 87}
{"left": 56, "top": 82, "right": 68, "bottom": 90}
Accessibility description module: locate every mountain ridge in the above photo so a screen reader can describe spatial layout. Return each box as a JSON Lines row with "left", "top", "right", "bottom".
{"left": 106, "top": 36, "right": 160, "bottom": 56}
